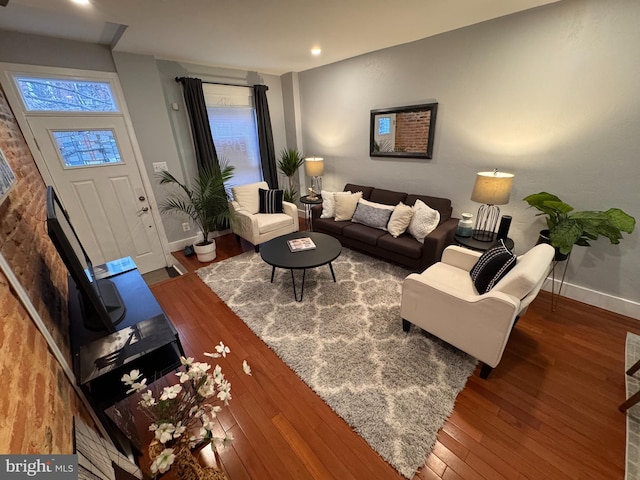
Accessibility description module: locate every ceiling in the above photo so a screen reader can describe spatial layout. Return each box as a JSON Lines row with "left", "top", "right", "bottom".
{"left": 0, "top": 0, "right": 561, "bottom": 75}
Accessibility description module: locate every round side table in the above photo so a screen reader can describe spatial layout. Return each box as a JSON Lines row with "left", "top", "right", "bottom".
{"left": 454, "top": 233, "right": 514, "bottom": 252}
{"left": 300, "top": 195, "right": 322, "bottom": 231}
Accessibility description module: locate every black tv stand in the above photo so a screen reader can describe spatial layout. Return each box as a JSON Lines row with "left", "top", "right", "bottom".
{"left": 68, "top": 257, "right": 184, "bottom": 455}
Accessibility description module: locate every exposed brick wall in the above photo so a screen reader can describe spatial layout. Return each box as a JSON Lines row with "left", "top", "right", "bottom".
{"left": 395, "top": 111, "right": 430, "bottom": 153}
{"left": 0, "top": 86, "right": 84, "bottom": 453}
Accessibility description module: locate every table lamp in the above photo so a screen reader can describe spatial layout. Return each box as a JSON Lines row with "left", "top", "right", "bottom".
{"left": 304, "top": 157, "right": 324, "bottom": 199}
{"left": 470, "top": 169, "right": 514, "bottom": 241}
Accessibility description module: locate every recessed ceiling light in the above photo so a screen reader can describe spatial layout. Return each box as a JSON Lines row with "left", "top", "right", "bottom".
{"left": 311, "top": 47, "right": 322, "bottom": 56}
{"left": 71, "top": 0, "right": 91, "bottom": 5}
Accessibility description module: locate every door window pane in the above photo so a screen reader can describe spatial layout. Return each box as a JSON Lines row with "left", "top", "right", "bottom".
{"left": 53, "top": 130, "right": 123, "bottom": 167}
{"left": 207, "top": 106, "right": 262, "bottom": 186}
{"left": 15, "top": 77, "right": 118, "bottom": 112}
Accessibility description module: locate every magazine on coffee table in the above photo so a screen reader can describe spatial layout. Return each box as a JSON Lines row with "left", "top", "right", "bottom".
{"left": 287, "top": 237, "right": 316, "bottom": 252}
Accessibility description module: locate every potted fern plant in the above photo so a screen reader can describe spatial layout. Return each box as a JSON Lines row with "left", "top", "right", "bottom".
{"left": 158, "top": 161, "right": 235, "bottom": 262}
{"left": 523, "top": 192, "right": 635, "bottom": 260}
{"left": 277, "top": 148, "right": 305, "bottom": 203}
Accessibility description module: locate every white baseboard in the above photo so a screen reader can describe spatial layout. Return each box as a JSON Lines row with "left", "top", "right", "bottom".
{"left": 167, "top": 229, "right": 231, "bottom": 253}
{"left": 542, "top": 278, "right": 640, "bottom": 321}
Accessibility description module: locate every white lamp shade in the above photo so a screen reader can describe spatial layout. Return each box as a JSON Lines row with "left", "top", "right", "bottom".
{"left": 305, "top": 157, "right": 324, "bottom": 176}
{"left": 470, "top": 171, "right": 514, "bottom": 205}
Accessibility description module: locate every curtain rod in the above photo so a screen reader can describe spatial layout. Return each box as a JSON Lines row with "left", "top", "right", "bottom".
{"left": 175, "top": 76, "right": 254, "bottom": 88}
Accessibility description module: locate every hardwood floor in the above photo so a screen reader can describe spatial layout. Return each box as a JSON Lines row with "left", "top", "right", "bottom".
{"left": 148, "top": 233, "right": 639, "bottom": 479}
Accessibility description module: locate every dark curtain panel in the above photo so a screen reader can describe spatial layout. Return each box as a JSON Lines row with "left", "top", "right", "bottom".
{"left": 176, "top": 77, "right": 219, "bottom": 172}
{"left": 254, "top": 85, "right": 278, "bottom": 188}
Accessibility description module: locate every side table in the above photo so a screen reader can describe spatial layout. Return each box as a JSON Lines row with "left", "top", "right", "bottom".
{"left": 300, "top": 195, "right": 323, "bottom": 231}
{"left": 454, "top": 233, "right": 514, "bottom": 252}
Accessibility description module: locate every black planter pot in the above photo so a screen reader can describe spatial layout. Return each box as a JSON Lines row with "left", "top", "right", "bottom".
{"left": 536, "top": 229, "right": 569, "bottom": 261}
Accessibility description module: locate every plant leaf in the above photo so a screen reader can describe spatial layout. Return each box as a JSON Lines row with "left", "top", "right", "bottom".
{"left": 549, "top": 220, "right": 583, "bottom": 255}
{"left": 606, "top": 208, "right": 636, "bottom": 234}
{"left": 277, "top": 149, "right": 305, "bottom": 176}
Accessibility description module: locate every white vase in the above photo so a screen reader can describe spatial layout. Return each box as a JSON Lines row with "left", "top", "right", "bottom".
{"left": 456, "top": 213, "right": 473, "bottom": 237}
{"left": 194, "top": 240, "right": 216, "bottom": 262}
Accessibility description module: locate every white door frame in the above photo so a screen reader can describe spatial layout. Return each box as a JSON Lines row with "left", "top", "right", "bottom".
{"left": 0, "top": 62, "right": 174, "bottom": 269}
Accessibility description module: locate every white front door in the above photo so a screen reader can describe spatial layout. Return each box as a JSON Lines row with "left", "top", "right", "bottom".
{"left": 28, "top": 116, "right": 167, "bottom": 273}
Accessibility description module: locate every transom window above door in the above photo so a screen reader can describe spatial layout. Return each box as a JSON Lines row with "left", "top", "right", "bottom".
{"left": 14, "top": 76, "right": 119, "bottom": 112}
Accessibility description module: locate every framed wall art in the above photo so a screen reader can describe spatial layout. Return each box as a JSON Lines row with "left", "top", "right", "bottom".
{"left": 0, "top": 147, "right": 16, "bottom": 205}
{"left": 370, "top": 103, "right": 438, "bottom": 159}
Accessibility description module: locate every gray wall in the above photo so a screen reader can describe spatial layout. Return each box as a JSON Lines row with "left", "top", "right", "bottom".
{"left": 296, "top": 0, "right": 640, "bottom": 315}
{"left": 0, "top": 30, "right": 115, "bottom": 71}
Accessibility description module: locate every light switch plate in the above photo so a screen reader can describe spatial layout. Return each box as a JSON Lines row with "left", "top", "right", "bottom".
{"left": 153, "top": 162, "right": 168, "bottom": 172}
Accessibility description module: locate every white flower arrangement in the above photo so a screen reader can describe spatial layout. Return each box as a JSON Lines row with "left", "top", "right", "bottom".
{"left": 121, "top": 342, "right": 250, "bottom": 475}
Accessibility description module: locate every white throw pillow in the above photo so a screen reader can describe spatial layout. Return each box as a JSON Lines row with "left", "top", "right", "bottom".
{"left": 320, "top": 191, "right": 338, "bottom": 218}
{"left": 334, "top": 192, "right": 363, "bottom": 221}
{"left": 407, "top": 199, "right": 440, "bottom": 243}
{"left": 387, "top": 202, "right": 414, "bottom": 237}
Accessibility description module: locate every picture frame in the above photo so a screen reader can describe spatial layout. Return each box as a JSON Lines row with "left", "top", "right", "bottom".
{"left": 0, "top": 147, "right": 17, "bottom": 205}
{"left": 370, "top": 103, "right": 438, "bottom": 159}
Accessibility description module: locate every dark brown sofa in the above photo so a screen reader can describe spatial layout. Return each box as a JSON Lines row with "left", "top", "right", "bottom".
{"left": 310, "top": 183, "right": 458, "bottom": 271}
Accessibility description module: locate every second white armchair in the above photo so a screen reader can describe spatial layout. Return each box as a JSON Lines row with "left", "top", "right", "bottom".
{"left": 400, "top": 243, "right": 555, "bottom": 378}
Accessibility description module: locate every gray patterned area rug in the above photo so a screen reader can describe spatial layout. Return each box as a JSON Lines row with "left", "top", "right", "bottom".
{"left": 197, "top": 249, "right": 477, "bottom": 478}
{"left": 625, "top": 332, "right": 640, "bottom": 480}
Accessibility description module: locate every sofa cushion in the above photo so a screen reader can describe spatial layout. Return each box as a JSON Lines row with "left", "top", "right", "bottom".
{"left": 314, "top": 217, "right": 350, "bottom": 236}
{"left": 377, "top": 233, "right": 423, "bottom": 259}
{"left": 258, "top": 188, "right": 284, "bottom": 213}
{"left": 405, "top": 194, "right": 452, "bottom": 222}
{"left": 351, "top": 198, "right": 395, "bottom": 230}
{"left": 342, "top": 224, "right": 387, "bottom": 246}
{"left": 407, "top": 199, "right": 440, "bottom": 243}
{"left": 387, "top": 202, "right": 414, "bottom": 238}
{"left": 370, "top": 188, "right": 407, "bottom": 206}
{"left": 334, "top": 191, "right": 362, "bottom": 221}
{"left": 232, "top": 181, "right": 269, "bottom": 215}
{"left": 470, "top": 240, "right": 517, "bottom": 294}
{"left": 344, "top": 184, "right": 373, "bottom": 200}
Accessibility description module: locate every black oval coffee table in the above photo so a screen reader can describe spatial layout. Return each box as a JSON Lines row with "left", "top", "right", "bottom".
{"left": 260, "top": 231, "right": 342, "bottom": 302}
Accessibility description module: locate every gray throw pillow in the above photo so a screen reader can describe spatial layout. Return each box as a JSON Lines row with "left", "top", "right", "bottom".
{"left": 351, "top": 198, "right": 395, "bottom": 230}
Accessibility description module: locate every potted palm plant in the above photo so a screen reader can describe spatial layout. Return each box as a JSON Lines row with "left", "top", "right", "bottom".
{"left": 158, "top": 161, "right": 235, "bottom": 262}
{"left": 523, "top": 192, "right": 635, "bottom": 260}
{"left": 277, "top": 148, "right": 305, "bottom": 203}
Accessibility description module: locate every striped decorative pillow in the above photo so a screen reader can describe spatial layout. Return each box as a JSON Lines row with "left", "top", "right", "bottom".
{"left": 258, "top": 188, "right": 284, "bottom": 214}
{"left": 469, "top": 240, "right": 517, "bottom": 294}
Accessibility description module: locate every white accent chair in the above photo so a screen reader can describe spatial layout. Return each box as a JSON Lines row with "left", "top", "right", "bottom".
{"left": 400, "top": 243, "right": 555, "bottom": 378}
{"left": 229, "top": 181, "right": 299, "bottom": 251}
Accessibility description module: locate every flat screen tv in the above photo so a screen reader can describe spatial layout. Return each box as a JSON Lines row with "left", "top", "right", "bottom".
{"left": 46, "top": 186, "right": 126, "bottom": 332}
